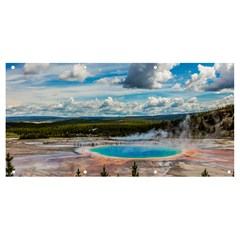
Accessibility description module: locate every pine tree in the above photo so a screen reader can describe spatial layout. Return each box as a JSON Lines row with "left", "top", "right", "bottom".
{"left": 6, "top": 153, "right": 15, "bottom": 177}
{"left": 75, "top": 168, "right": 81, "bottom": 177}
{"left": 131, "top": 161, "right": 139, "bottom": 177}
{"left": 201, "top": 168, "right": 210, "bottom": 177}
{"left": 212, "top": 126, "right": 215, "bottom": 133}
{"left": 207, "top": 114, "right": 215, "bottom": 125}
{"left": 198, "top": 118, "right": 206, "bottom": 131}
{"left": 101, "top": 165, "right": 109, "bottom": 176}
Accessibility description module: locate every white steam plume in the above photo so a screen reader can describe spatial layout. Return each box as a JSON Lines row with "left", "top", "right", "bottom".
{"left": 179, "top": 115, "right": 191, "bottom": 138}
{"left": 111, "top": 129, "right": 169, "bottom": 140}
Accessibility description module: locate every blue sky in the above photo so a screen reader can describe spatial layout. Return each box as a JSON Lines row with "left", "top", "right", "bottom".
{"left": 6, "top": 63, "right": 234, "bottom": 116}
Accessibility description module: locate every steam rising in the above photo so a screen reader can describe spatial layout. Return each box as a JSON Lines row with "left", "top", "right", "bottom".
{"left": 112, "top": 115, "right": 191, "bottom": 140}
{"left": 112, "top": 129, "right": 169, "bottom": 140}
{"left": 179, "top": 115, "right": 191, "bottom": 138}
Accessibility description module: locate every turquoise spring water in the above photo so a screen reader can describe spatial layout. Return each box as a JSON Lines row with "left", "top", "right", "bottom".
{"left": 89, "top": 145, "right": 181, "bottom": 158}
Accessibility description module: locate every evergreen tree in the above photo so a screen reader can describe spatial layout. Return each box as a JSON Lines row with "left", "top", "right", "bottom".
{"left": 232, "top": 169, "right": 234, "bottom": 177}
{"left": 75, "top": 168, "right": 81, "bottom": 177}
{"left": 207, "top": 114, "right": 215, "bottom": 125}
{"left": 198, "top": 118, "right": 206, "bottom": 131}
{"left": 201, "top": 168, "right": 210, "bottom": 177}
{"left": 131, "top": 161, "right": 139, "bottom": 177}
{"left": 212, "top": 126, "right": 215, "bottom": 133}
{"left": 228, "top": 120, "right": 234, "bottom": 130}
{"left": 6, "top": 153, "right": 15, "bottom": 177}
{"left": 101, "top": 165, "right": 109, "bottom": 176}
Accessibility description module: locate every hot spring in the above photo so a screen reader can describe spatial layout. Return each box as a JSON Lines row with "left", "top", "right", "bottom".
{"left": 89, "top": 145, "right": 181, "bottom": 158}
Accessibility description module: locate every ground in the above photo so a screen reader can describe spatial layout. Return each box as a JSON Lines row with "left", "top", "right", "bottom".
{"left": 6, "top": 137, "right": 234, "bottom": 177}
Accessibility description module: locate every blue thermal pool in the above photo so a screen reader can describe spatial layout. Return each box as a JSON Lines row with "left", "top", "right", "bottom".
{"left": 89, "top": 145, "right": 181, "bottom": 158}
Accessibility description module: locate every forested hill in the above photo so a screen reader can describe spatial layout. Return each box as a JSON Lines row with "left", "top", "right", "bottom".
{"left": 6, "top": 105, "right": 234, "bottom": 139}
{"left": 185, "top": 104, "right": 234, "bottom": 139}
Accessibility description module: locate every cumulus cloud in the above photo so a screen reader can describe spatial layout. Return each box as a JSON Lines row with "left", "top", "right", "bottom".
{"left": 101, "top": 96, "right": 114, "bottom": 107}
{"left": 98, "top": 97, "right": 140, "bottom": 115}
{"left": 6, "top": 94, "right": 233, "bottom": 117}
{"left": 187, "top": 97, "right": 198, "bottom": 103}
{"left": 95, "top": 76, "right": 122, "bottom": 85}
{"left": 172, "top": 83, "right": 182, "bottom": 89}
{"left": 215, "top": 94, "right": 234, "bottom": 107}
{"left": 144, "top": 96, "right": 185, "bottom": 110}
{"left": 23, "top": 63, "right": 50, "bottom": 75}
{"left": 185, "top": 63, "right": 234, "bottom": 92}
{"left": 171, "top": 98, "right": 185, "bottom": 107}
{"left": 122, "top": 63, "right": 178, "bottom": 89}
{"left": 59, "top": 64, "right": 91, "bottom": 82}
{"left": 142, "top": 96, "right": 208, "bottom": 115}
{"left": 185, "top": 64, "right": 216, "bottom": 91}
{"left": 204, "top": 63, "right": 234, "bottom": 91}
{"left": 145, "top": 96, "right": 171, "bottom": 107}
{"left": 215, "top": 89, "right": 234, "bottom": 94}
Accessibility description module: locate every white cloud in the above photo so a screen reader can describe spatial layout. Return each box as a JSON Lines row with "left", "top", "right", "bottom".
{"left": 101, "top": 96, "right": 114, "bottom": 107}
{"left": 23, "top": 63, "right": 50, "bottom": 75}
{"left": 214, "top": 94, "right": 234, "bottom": 108}
{"left": 145, "top": 96, "right": 171, "bottom": 107}
{"left": 95, "top": 76, "right": 122, "bottom": 85}
{"left": 171, "top": 97, "right": 185, "bottom": 107}
{"left": 141, "top": 95, "right": 231, "bottom": 115}
{"left": 187, "top": 97, "right": 198, "bottom": 103}
{"left": 6, "top": 94, "right": 233, "bottom": 117}
{"left": 185, "top": 64, "right": 216, "bottom": 91}
{"left": 185, "top": 63, "right": 234, "bottom": 92}
{"left": 204, "top": 63, "right": 234, "bottom": 91}
{"left": 59, "top": 64, "right": 91, "bottom": 82}
{"left": 172, "top": 83, "right": 182, "bottom": 89}
{"left": 144, "top": 96, "right": 185, "bottom": 110}
{"left": 123, "top": 63, "right": 178, "bottom": 89}
{"left": 215, "top": 88, "right": 234, "bottom": 94}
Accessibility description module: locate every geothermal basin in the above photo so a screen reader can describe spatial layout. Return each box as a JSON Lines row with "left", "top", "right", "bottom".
{"left": 6, "top": 138, "right": 234, "bottom": 176}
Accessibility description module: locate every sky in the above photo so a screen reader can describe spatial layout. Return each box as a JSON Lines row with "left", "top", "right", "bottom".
{"left": 6, "top": 63, "right": 234, "bottom": 117}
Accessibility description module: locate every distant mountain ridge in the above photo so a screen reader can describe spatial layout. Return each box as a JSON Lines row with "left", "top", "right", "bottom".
{"left": 6, "top": 116, "right": 65, "bottom": 122}
{"left": 6, "top": 113, "right": 191, "bottom": 123}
